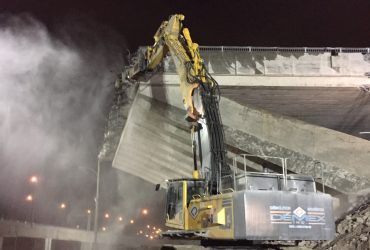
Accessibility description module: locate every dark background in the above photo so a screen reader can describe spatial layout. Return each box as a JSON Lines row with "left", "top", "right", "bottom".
{"left": 1, "top": 0, "right": 370, "bottom": 50}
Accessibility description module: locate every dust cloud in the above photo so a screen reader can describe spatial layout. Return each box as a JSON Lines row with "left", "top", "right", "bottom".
{"left": 0, "top": 14, "right": 166, "bottom": 237}
{"left": 0, "top": 13, "right": 125, "bottom": 222}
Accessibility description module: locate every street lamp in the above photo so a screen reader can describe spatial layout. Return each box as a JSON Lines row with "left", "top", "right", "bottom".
{"left": 142, "top": 209, "right": 148, "bottom": 215}
{"left": 58, "top": 202, "right": 68, "bottom": 226}
{"left": 27, "top": 175, "right": 39, "bottom": 224}
{"left": 79, "top": 161, "right": 101, "bottom": 250}
{"left": 86, "top": 209, "right": 92, "bottom": 230}
{"left": 25, "top": 195, "right": 34, "bottom": 225}
{"left": 93, "top": 161, "right": 101, "bottom": 250}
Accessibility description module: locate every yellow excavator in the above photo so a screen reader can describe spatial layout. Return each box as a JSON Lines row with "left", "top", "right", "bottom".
{"left": 126, "top": 14, "right": 335, "bottom": 242}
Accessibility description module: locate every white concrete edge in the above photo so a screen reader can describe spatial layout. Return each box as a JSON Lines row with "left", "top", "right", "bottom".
{"left": 112, "top": 87, "right": 140, "bottom": 169}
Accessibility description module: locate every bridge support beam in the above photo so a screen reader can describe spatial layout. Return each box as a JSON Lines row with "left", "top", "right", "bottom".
{"left": 44, "top": 238, "right": 52, "bottom": 250}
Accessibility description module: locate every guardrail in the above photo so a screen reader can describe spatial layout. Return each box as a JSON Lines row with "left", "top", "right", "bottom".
{"left": 227, "top": 154, "right": 326, "bottom": 193}
{"left": 231, "top": 154, "right": 289, "bottom": 191}
{"left": 158, "top": 45, "right": 370, "bottom": 77}
{"left": 199, "top": 46, "right": 370, "bottom": 53}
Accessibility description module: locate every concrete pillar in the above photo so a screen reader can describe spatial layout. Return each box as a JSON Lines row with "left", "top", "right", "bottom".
{"left": 44, "top": 238, "right": 52, "bottom": 250}
{"left": 0, "top": 237, "right": 3, "bottom": 250}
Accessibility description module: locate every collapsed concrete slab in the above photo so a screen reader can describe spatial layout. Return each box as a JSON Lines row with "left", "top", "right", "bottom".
{"left": 112, "top": 87, "right": 370, "bottom": 194}
{"left": 107, "top": 47, "right": 370, "bottom": 195}
{"left": 112, "top": 94, "right": 193, "bottom": 185}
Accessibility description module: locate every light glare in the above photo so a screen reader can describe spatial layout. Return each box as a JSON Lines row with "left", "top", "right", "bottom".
{"left": 26, "top": 195, "right": 33, "bottom": 202}
{"left": 30, "top": 176, "right": 38, "bottom": 183}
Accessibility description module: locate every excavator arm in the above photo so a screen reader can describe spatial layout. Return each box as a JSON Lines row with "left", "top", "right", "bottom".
{"left": 129, "top": 14, "right": 210, "bottom": 120}
{"left": 127, "top": 14, "right": 232, "bottom": 194}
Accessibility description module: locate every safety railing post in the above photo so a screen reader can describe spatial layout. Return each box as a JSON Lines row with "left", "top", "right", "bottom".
{"left": 321, "top": 164, "right": 325, "bottom": 193}
{"left": 243, "top": 155, "right": 247, "bottom": 189}
{"left": 281, "top": 158, "right": 285, "bottom": 190}
{"left": 284, "top": 158, "right": 288, "bottom": 188}
{"left": 233, "top": 157, "right": 236, "bottom": 191}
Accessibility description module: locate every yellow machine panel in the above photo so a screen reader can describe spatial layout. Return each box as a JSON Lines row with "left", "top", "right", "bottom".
{"left": 164, "top": 180, "right": 234, "bottom": 239}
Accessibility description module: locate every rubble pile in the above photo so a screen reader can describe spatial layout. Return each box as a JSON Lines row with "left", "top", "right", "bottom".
{"left": 295, "top": 192, "right": 370, "bottom": 250}
{"left": 316, "top": 200, "right": 370, "bottom": 250}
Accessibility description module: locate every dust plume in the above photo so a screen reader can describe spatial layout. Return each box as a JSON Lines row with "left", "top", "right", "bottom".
{"left": 0, "top": 13, "right": 125, "bottom": 221}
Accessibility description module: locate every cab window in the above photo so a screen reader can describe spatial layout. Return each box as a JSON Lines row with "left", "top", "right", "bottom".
{"left": 166, "top": 181, "right": 184, "bottom": 220}
{"left": 186, "top": 181, "right": 205, "bottom": 206}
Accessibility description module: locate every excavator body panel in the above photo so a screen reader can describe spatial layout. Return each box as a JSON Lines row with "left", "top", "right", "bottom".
{"left": 164, "top": 174, "right": 335, "bottom": 241}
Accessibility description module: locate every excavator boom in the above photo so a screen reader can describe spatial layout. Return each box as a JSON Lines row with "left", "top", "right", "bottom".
{"left": 127, "top": 14, "right": 232, "bottom": 194}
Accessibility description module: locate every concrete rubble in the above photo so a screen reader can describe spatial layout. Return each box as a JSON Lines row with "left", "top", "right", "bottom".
{"left": 296, "top": 193, "right": 370, "bottom": 250}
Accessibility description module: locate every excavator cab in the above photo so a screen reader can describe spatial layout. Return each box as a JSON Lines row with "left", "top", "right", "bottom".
{"left": 165, "top": 179, "right": 206, "bottom": 229}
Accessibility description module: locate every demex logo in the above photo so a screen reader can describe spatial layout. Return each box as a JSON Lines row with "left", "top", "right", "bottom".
{"left": 269, "top": 206, "right": 326, "bottom": 228}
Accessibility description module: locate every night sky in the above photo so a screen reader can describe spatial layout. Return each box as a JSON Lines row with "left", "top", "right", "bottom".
{"left": 1, "top": 0, "right": 370, "bottom": 50}
{"left": 0, "top": 0, "right": 369, "bottom": 233}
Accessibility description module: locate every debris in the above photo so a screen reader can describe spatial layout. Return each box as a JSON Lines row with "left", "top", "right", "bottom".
{"left": 313, "top": 199, "right": 370, "bottom": 250}
{"left": 359, "top": 84, "right": 370, "bottom": 93}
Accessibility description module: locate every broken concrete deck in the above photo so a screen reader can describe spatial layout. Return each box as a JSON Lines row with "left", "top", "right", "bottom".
{"left": 108, "top": 47, "right": 370, "bottom": 195}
